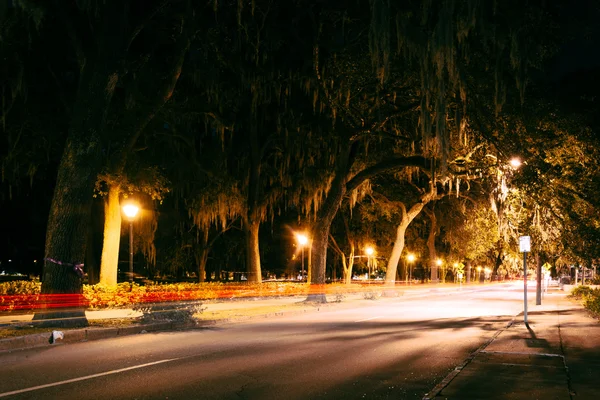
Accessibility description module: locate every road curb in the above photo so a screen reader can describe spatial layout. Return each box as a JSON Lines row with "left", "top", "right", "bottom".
{"left": 0, "top": 321, "right": 185, "bottom": 352}
{"left": 0, "top": 306, "right": 331, "bottom": 352}
{"left": 0, "top": 299, "right": 355, "bottom": 352}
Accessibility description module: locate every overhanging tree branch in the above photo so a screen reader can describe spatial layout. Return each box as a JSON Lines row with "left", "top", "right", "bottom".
{"left": 349, "top": 102, "right": 420, "bottom": 142}
{"left": 346, "top": 156, "right": 432, "bottom": 193}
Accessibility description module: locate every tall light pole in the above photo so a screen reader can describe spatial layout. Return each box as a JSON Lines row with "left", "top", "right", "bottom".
{"left": 296, "top": 233, "right": 308, "bottom": 280}
{"left": 122, "top": 203, "right": 139, "bottom": 284}
{"left": 436, "top": 259, "right": 443, "bottom": 283}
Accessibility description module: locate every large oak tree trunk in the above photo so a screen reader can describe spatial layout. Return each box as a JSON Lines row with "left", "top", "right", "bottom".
{"left": 308, "top": 173, "right": 347, "bottom": 302}
{"left": 386, "top": 217, "right": 409, "bottom": 285}
{"left": 244, "top": 120, "right": 265, "bottom": 284}
{"left": 99, "top": 185, "right": 121, "bottom": 286}
{"left": 42, "top": 139, "right": 98, "bottom": 292}
{"left": 385, "top": 200, "right": 430, "bottom": 285}
{"left": 196, "top": 229, "right": 209, "bottom": 282}
{"left": 244, "top": 219, "right": 262, "bottom": 283}
{"left": 343, "top": 245, "right": 355, "bottom": 284}
{"left": 197, "top": 250, "right": 209, "bottom": 283}
{"left": 35, "top": 134, "right": 105, "bottom": 326}
{"left": 425, "top": 209, "right": 438, "bottom": 283}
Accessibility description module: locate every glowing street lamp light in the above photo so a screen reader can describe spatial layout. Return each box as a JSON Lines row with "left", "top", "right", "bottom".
{"left": 123, "top": 204, "right": 139, "bottom": 219}
{"left": 509, "top": 158, "right": 522, "bottom": 169}
{"left": 122, "top": 203, "right": 140, "bottom": 283}
{"left": 296, "top": 233, "right": 309, "bottom": 280}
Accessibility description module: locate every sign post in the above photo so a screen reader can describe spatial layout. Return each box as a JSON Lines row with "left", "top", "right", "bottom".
{"left": 519, "top": 236, "right": 531, "bottom": 327}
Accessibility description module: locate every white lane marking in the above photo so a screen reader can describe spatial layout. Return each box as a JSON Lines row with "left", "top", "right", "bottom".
{"left": 0, "top": 357, "right": 182, "bottom": 398}
{"left": 355, "top": 316, "right": 382, "bottom": 322}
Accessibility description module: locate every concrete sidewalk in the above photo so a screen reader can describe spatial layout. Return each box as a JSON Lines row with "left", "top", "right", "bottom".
{"left": 425, "top": 290, "right": 600, "bottom": 400}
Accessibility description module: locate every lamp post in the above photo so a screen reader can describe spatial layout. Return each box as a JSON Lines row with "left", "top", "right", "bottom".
{"left": 407, "top": 253, "right": 415, "bottom": 284}
{"left": 476, "top": 266, "right": 482, "bottom": 283}
{"left": 296, "top": 233, "right": 308, "bottom": 281}
{"left": 436, "top": 258, "right": 443, "bottom": 283}
{"left": 122, "top": 203, "right": 139, "bottom": 284}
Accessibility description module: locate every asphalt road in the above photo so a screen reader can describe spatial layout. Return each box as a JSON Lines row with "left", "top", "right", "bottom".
{"left": 0, "top": 283, "right": 528, "bottom": 400}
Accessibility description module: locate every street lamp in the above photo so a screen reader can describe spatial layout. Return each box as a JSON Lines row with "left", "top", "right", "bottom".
{"left": 407, "top": 253, "right": 415, "bottom": 284}
{"left": 476, "top": 266, "right": 482, "bottom": 283}
{"left": 122, "top": 203, "right": 140, "bottom": 284}
{"left": 296, "top": 233, "right": 308, "bottom": 280}
{"left": 436, "top": 258, "right": 443, "bottom": 283}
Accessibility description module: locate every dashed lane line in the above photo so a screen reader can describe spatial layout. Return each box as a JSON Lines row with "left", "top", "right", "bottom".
{"left": 0, "top": 357, "right": 185, "bottom": 398}
{"left": 354, "top": 316, "right": 383, "bottom": 322}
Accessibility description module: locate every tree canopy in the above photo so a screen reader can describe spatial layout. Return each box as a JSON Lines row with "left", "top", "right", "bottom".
{"left": 1, "top": 0, "right": 599, "bottom": 307}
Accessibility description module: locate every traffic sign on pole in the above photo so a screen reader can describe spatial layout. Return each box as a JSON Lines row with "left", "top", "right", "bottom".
{"left": 519, "top": 236, "right": 530, "bottom": 328}
{"left": 519, "top": 236, "right": 530, "bottom": 253}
